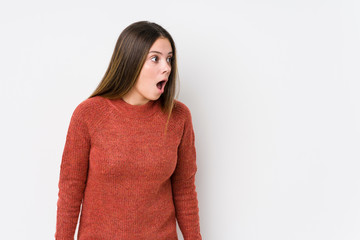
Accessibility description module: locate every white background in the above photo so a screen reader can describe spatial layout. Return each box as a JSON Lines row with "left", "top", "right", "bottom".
{"left": 1, "top": 0, "right": 359, "bottom": 239}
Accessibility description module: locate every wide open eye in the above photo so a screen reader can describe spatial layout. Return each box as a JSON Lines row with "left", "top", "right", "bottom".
{"left": 151, "top": 56, "right": 158, "bottom": 62}
{"left": 167, "top": 57, "right": 173, "bottom": 63}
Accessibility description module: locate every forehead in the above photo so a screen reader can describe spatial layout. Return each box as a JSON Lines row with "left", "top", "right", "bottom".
{"left": 149, "top": 38, "right": 172, "bottom": 53}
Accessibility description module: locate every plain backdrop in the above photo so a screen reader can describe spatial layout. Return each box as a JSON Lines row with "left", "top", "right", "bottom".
{"left": 1, "top": 0, "right": 359, "bottom": 239}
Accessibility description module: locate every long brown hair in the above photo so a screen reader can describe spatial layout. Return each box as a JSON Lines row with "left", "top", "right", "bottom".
{"left": 88, "top": 21, "right": 179, "bottom": 134}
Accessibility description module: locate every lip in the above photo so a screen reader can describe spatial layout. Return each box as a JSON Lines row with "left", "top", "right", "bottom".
{"left": 156, "top": 79, "right": 167, "bottom": 93}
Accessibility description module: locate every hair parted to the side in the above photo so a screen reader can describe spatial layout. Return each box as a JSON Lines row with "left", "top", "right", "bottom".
{"left": 88, "top": 21, "right": 179, "bottom": 135}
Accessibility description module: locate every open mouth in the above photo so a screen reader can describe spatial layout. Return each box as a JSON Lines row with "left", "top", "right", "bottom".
{"left": 156, "top": 80, "right": 166, "bottom": 90}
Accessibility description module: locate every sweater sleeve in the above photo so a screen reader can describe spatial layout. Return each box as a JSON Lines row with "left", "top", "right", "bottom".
{"left": 55, "top": 106, "right": 90, "bottom": 240}
{"left": 171, "top": 106, "right": 202, "bottom": 240}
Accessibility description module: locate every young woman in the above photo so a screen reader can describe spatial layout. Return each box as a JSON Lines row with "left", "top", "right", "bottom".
{"left": 55, "top": 21, "right": 202, "bottom": 240}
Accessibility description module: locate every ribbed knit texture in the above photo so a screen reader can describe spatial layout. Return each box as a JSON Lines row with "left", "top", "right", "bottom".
{"left": 55, "top": 96, "right": 202, "bottom": 240}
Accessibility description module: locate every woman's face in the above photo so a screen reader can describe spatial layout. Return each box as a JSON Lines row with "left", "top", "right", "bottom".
{"left": 123, "top": 37, "right": 173, "bottom": 105}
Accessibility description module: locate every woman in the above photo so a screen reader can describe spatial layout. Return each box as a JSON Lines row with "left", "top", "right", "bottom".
{"left": 55, "top": 21, "right": 202, "bottom": 240}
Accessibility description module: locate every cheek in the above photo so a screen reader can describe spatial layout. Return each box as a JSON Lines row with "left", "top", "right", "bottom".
{"left": 136, "top": 65, "right": 155, "bottom": 89}
{"left": 141, "top": 64, "right": 157, "bottom": 79}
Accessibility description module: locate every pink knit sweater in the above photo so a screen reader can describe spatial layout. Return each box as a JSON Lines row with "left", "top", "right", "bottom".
{"left": 55, "top": 96, "right": 202, "bottom": 240}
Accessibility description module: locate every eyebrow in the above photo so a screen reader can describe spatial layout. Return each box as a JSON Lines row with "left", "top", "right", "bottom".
{"left": 148, "top": 51, "right": 173, "bottom": 55}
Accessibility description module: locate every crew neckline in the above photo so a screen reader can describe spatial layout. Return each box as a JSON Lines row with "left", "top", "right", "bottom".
{"left": 104, "top": 97, "right": 160, "bottom": 119}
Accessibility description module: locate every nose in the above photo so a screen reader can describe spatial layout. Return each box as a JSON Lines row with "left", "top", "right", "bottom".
{"left": 162, "top": 60, "right": 171, "bottom": 74}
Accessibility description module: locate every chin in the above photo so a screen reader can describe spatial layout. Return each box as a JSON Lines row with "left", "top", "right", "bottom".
{"left": 151, "top": 94, "right": 161, "bottom": 100}
{"left": 143, "top": 96, "right": 156, "bottom": 102}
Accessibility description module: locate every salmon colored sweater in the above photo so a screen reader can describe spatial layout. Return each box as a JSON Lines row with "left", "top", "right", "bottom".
{"left": 55, "top": 96, "right": 202, "bottom": 240}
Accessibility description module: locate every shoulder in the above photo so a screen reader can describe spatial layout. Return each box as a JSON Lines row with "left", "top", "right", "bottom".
{"left": 173, "top": 99, "right": 193, "bottom": 122}
{"left": 71, "top": 95, "right": 107, "bottom": 120}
